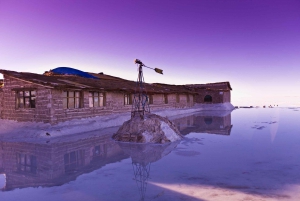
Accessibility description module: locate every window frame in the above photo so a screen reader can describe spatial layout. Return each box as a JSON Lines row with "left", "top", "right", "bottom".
{"left": 164, "top": 94, "right": 168, "bottom": 104}
{"left": 16, "top": 153, "right": 37, "bottom": 174}
{"left": 176, "top": 94, "right": 180, "bottom": 103}
{"left": 62, "top": 91, "right": 83, "bottom": 109}
{"left": 124, "top": 93, "right": 132, "bottom": 105}
{"left": 148, "top": 94, "right": 153, "bottom": 105}
{"left": 89, "top": 91, "right": 106, "bottom": 108}
{"left": 16, "top": 90, "right": 36, "bottom": 109}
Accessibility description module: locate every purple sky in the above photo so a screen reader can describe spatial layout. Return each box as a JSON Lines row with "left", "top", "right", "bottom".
{"left": 0, "top": 0, "right": 299, "bottom": 106}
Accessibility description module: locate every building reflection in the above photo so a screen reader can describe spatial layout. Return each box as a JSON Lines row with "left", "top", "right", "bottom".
{"left": 0, "top": 134, "right": 128, "bottom": 191}
{"left": 171, "top": 110, "right": 233, "bottom": 136}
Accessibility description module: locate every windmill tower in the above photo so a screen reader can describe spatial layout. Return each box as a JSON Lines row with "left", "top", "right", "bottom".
{"left": 131, "top": 59, "right": 163, "bottom": 119}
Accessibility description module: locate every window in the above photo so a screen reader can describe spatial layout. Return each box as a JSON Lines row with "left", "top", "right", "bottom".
{"left": 187, "top": 94, "right": 190, "bottom": 103}
{"left": 89, "top": 92, "right": 105, "bottom": 107}
{"left": 16, "top": 153, "right": 37, "bottom": 174}
{"left": 64, "top": 150, "right": 85, "bottom": 173}
{"left": 164, "top": 94, "right": 168, "bottom": 104}
{"left": 176, "top": 94, "right": 180, "bottom": 103}
{"left": 148, "top": 94, "right": 153, "bottom": 104}
{"left": 124, "top": 94, "right": 132, "bottom": 105}
{"left": 16, "top": 90, "right": 36, "bottom": 108}
{"left": 204, "top": 95, "right": 212, "bottom": 103}
{"left": 63, "top": 91, "right": 82, "bottom": 109}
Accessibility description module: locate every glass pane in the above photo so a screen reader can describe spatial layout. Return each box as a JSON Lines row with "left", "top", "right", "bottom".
{"left": 69, "top": 92, "right": 74, "bottom": 97}
{"left": 19, "top": 98, "right": 24, "bottom": 108}
{"left": 75, "top": 98, "right": 80, "bottom": 108}
{"left": 26, "top": 156, "right": 31, "bottom": 165}
{"left": 64, "top": 154, "right": 69, "bottom": 164}
{"left": 124, "top": 95, "right": 128, "bottom": 105}
{"left": 75, "top": 92, "right": 80, "bottom": 98}
{"left": 31, "top": 90, "right": 36, "bottom": 96}
{"left": 19, "top": 91, "right": 23, "bottom": 96}
{"left": 20, "top": 154, "right": 25, "bottom": 164}
{"left": 94, "top": 97, "right": 99, "bottom": 107}
{"left": 63, "top": 91, "right": 68, "bottom": 98}
{"left": 89, "top": 96, "right": 93, "bottom": 107}
{"left": 68, "top": 97, "right": 75, "bottom": 108}
{"left": 94, "top": 92, "right": 98, "bottom": 97}
{"left": 89, "top": 92, "right": 93, "bottom": 97}
{"left": 63, "top": 98, "right": 68, "bottom": 109}
{"left": 25, "top": 98, "right": 30, "bottom": 108}
{"left": 99, "top": 96, "right": 103, "bottom": 107}
{"left": 24, "top": 91, "right": 30, "bottom": 97}
{"left": 31, "top": 156, "right": 37, "bottom": 167}
{"left": 70, "top": 152, "right": 76, "bottom": 163}
{"left": 30, "top": 99, "right": 36, "bottom": 108}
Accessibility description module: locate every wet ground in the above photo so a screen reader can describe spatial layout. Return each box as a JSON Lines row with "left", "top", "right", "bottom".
{"left": 0, "top": 107, "right": 300, "bottom": 201}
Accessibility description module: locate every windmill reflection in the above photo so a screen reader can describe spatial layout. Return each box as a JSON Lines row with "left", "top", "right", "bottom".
{"left": 118, "top": 142, "right": 179, "bottom": 201}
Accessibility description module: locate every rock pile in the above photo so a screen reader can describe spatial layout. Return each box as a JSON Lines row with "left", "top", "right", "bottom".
{"left": 112, "top": 113, "right": 182, "bottom": 144}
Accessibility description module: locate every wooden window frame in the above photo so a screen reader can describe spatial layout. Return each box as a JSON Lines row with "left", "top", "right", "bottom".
{"left": 16, "top": 153, "right": 37, "bottom": 174}
{"left": 164, "top": 94, "right": 168, "bottom": 104}
{"left": 89, "top": 92, "right": 105, "bottom": 107}
{"left": 62, "top": 91, "right": 83, "bottom": 109}
{"left": 148, "top": 94, "right": 153, "bottom": 104}
{"left": 16, "top": 90, "right": 36, "bottom": 109}
{"left": 124, "top": 93, "right": 132, "bottom": 105}
{"left": 64, "top": 150, "right": 85, "bottom": 173}
{"left": 176, "top": 94, "right": 180, "bottom": 103}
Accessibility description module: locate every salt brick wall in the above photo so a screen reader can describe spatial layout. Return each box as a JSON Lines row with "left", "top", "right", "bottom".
{"left": 52, "top": 92, "right": 194, "bottom": 123}
{"left": 2, "top": 76, "right": 52, "bottom": 122}
{"left": 194, "top": 90, "right": 231, "bottom": 104}
{"left": 1, "top": 75, "right": 195, "bottom": 123}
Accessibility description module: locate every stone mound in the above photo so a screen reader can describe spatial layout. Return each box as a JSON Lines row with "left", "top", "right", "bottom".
{"left": 112, "top": 113, "right": 182, "bottom": 144}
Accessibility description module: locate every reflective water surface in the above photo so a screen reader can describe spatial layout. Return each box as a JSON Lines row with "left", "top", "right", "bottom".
{"left": 0, "top": 108, "right": 300, "bottom": 201}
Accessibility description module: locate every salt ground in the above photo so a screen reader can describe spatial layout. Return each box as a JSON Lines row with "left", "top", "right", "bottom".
{"left": 1, "top": 107, "right": 300, "bottom": 201}
{"left": 0, "top": 102, "right": 233, "bottom": 141}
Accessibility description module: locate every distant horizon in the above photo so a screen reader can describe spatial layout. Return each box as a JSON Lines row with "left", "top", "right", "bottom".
{"left": 1, "top": 0, "right": 299, "bottom": 107}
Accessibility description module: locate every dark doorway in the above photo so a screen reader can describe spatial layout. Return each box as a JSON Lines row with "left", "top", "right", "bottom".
{"left": 204, "top": 95, "right": 212, "bottom": 102}
{"left": 204, "top": 117, "right": 213, "bottom": 125}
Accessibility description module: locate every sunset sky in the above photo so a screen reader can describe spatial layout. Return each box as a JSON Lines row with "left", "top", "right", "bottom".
{"left": 0, "top": 0, "right": 299, "bottom": 106}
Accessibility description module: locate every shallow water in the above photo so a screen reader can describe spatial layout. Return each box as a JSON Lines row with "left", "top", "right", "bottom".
{"left": 0, "top": 108, "right": 300, "bottom": 201}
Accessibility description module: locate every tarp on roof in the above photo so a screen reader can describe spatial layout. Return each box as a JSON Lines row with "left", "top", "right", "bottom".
{"left": 50, "top": 67, "right": 99, "bottom": 79}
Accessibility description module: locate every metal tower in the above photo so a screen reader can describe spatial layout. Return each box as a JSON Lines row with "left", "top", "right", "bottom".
{"left": 131, "top": 59, "right": 163, "bottom": 119}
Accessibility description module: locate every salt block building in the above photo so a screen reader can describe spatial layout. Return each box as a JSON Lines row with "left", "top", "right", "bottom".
{"left": 0, "top": 68, "right": 232, "bottom": 123}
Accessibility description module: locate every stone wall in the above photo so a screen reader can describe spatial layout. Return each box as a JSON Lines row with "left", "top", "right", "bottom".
{"left": 194, "top": 89, "right": 231, "bottom": 104}
{"left": 1, "top": 75, "right": 52, "bottom": 122}
{"left": 1, "top": 76, "right": 195, "bottom": 123}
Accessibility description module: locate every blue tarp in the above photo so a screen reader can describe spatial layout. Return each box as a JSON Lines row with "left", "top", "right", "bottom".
{"left": 51, "top": 67, "right": 99, "bottom": 79}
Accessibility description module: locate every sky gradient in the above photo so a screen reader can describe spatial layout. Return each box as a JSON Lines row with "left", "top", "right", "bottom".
{"left": 0, "top": 0, "right": 299, "bottom": 106}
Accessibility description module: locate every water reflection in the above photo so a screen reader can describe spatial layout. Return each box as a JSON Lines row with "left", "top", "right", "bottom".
{"left": 171, "top": 110, "right": 233, "bottom": 136}
{"left": 0, "top": 134, "right": 127, "bottom": 191}
{"left": 118, "top": 142, "right": 179, "bottom": 201}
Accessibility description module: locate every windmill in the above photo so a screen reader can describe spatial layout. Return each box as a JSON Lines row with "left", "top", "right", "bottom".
{"left": 131, "top": 59, "right": 163, "bottom": 119}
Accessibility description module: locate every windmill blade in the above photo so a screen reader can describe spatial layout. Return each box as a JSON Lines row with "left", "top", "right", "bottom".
{"left": 154, "top": 68, "right": 163, "bottom": 74}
